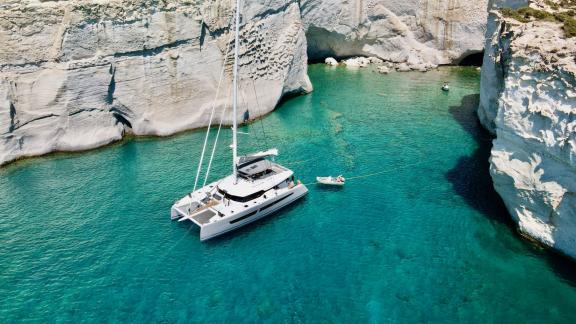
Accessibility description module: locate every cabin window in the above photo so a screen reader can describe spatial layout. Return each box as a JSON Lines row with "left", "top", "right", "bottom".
{"left": 230, "top": 210, "right": 258, "bottom": 224}
{"left": 260, "top": 193, "right": 294, "bottom": 211}
{"left": 218, "top": 188, "right": 265, "bottom": 203}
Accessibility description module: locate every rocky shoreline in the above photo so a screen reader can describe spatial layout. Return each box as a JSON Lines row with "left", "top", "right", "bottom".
{"left": 322, "top": 56, "right": 440, "bottom": 73}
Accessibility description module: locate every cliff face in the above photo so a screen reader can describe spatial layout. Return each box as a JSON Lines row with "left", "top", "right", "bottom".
{"left": 478, "top": 1, "right": 576, "bottom": 258}
{"left": 0, "top": 0, "right": 489, "bottom": 165}
{"left": 302, "top": 0, "right": 488, "bottom": 65}
{"left": 0, "top": 0, "right": 311, "bottom": 165}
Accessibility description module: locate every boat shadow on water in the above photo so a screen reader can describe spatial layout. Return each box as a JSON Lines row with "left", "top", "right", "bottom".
{"left": 315, "top": 184, "right": 345, "bottom": 192}
{"left": 445, "top": 93, "right": 576, "bottom": 287}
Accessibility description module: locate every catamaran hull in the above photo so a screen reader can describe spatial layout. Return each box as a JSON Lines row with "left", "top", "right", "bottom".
{"left": 200, "top": 185, "right": 308, "bottom": 241}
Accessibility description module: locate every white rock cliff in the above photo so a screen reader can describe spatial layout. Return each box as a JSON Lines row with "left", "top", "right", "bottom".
{"left": 0, "top": 0, "right": 489, "bottom": 165}
{"left": 0, "top": 0, "right": 311, "bottom": 165}
{"left": 302, "top": 0, "right": 489, "bottom": 65}
{"left": 478, "top": 1, "right": 576, "bottom": 258}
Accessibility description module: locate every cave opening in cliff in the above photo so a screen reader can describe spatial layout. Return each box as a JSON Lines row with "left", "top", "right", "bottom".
{"left": 305, "top": 26, "right": 366, "bottom": 64}
{"left": 457, "top": 51, "right": 484, "bottom": 67}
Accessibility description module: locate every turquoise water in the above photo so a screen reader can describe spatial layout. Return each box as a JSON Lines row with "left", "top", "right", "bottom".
{"left": 2, "top": 65, "right": 576, "bottom": 322}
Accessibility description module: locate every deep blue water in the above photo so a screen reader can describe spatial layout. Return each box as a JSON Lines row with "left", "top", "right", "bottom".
{"left": 2, "top": 65, "right": 576, "bottom": 322}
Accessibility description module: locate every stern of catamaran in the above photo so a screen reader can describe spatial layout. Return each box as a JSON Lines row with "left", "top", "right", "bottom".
{"left": 171, "top": 197, "right": 221, "bottom": 225}
{"left": 170, "top": 182, "right": 222, "bottom": 222}
{"left": 170, "top": 203, "right": 193, "bottom": 221}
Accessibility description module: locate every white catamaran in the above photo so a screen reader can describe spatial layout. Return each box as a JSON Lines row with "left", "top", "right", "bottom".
{"left": 170, "top": 0, "right": 308, "bottom": 241}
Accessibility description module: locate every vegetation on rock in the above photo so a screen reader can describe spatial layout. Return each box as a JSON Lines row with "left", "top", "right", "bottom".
{"left": 501, "top": 4, "right": 576, "bottom": 37}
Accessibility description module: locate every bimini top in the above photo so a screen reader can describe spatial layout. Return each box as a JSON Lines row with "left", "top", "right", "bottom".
{"left": 218, "top": 167, "right": 293, "bottom": 198}
{"left": 238, "top": 159, "right": 273, "bottom": 177}
{"left": 217, "top": 148, "right": 291, "bottom": 198}
{"left": 236, "top": 148, "right": 279, "bottom": 167}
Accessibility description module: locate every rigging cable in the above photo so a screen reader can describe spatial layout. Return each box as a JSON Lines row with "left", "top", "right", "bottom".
{"left": 202, "top": 88, "right": 232, "bottom": 188}
{"left": 147, "top": 6, "right": 237, "bottom": 270}
{"left": 190, "top": 16, "right": 235, "bottom": 195}
{"left": 238, "top": 0, "right": 270, "bottom": 152}
{"left": 250, "top": 78, "right": 271, "bottom": 150}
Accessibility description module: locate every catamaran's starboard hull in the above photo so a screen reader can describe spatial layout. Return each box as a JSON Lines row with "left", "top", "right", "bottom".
{"left": 199, "top": 185, "right": 308, "bottom": 241}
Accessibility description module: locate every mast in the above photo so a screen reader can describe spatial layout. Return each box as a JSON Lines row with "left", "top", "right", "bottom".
{"left": 232, "top": 0, "right": 241, "bottom": 183}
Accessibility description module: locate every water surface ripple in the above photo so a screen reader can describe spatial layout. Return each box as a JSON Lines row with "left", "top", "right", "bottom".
{"left": 1, "top": 66, "right": 575, "bottom": 322}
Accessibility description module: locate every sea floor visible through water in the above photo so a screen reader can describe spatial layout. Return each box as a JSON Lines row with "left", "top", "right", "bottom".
{"left": 1, "top": 65, "right": 576, "bottom": 322}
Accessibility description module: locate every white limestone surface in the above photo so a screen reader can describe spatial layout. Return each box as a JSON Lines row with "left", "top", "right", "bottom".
{"left": 302, "top": 0, "right": 489, "bottom": 65}
{"left": 343, "top": 57, "right": 370, "bottom": 68}
{"left": 377, "top": 66, "right": 391, "bottom": 74}
{"left": 325, "top": 57, "right": 338, "bottom": 66}
{"left": 1, "top": 0, "right": 491, "bottom": 165}
{"left": 479, "top": 1, "right": 576, "bottom": 258}
{"left": 0, "top": 0, "right": 311, "bottom": 165}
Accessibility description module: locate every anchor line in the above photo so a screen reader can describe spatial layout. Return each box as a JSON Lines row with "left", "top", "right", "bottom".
{"left": 300, "top": 160, "right": 436, "bottom": 186}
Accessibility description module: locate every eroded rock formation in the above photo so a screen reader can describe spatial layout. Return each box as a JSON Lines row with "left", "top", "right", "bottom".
{"left": 0, "top": 0, "right": 489, "bottom": 165}
{"left": 302, "top": 0, "right": 489, "bottom": 65}
{"left": 478, "top": 0, "right": 576, "bottom": 258}
{"left": 0, "top": 0, "right": 311, "bottom": 165}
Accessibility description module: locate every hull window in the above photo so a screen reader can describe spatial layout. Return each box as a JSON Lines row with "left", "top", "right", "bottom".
{"left": 230, "top": 210, "right": 258, "bottom": 224}
{"left": 260, "top": 193, "right": 294, "bottom": 212}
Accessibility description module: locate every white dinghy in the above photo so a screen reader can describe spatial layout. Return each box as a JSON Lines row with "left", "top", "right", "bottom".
{"left": 316, "top": 175, "right": 346, "bottom": 186}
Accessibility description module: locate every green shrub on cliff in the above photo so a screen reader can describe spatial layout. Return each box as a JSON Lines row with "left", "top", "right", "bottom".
{"left": 501, "top": 7, "right": 555, "bottom": 23}
{"left": 543, "top": 0, "right": 576, "bottom": 10}
{"left": 500, "top": 8, "right": 530, "bottom": 22}
{"left": 561, "top": 15, "right": 576, "bottom": 36}
{"left": 501, "top": 6, "right": 576, "bottom": 38}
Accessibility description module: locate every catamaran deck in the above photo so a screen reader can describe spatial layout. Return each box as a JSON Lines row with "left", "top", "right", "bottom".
{"left": 191, "top": 209, "right": 217, "bottom": 225}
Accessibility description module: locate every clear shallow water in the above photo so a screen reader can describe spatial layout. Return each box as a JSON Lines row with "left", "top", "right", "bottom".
{"left": 1, "top": 65, "right": 576, "bottom": 322}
